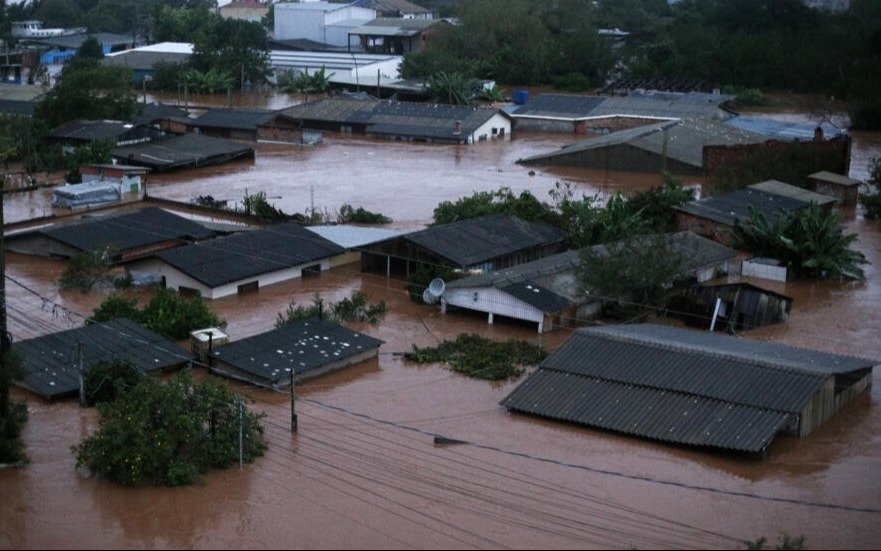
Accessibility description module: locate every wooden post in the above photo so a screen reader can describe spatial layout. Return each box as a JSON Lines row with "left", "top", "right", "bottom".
{"left": 77, "top": 342, "right": 86, "bottom": 406}
{"left": 237, "top": 397, "right": 244, "bottom": 468}
{"left": 290, "top": 369, "right": 298, "bottom": 432}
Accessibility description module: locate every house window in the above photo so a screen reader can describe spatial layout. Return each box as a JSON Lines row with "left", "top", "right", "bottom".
{"left": 179, "top": 286, "right": 199, "bottom": 298}
{"left": 492, "top": 128, "right": 498, "bottom": 136}
{"left": 302, "top": 264, "right": 321, "bottom": 277}
{"left": 237, "top": 281, "right": 259, "bottom": 294}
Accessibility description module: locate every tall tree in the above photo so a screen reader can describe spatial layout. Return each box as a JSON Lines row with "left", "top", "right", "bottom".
{"left": 192, "top": 17, "right": 269, "bottom": 89}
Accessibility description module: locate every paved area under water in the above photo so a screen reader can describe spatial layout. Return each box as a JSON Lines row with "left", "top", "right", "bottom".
{"left": 1, "top": 118, "right": 880, "bottom": 549}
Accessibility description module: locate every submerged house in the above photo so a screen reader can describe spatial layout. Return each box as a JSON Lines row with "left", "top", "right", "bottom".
{"left": 111, "top": 133, "right": 255, "bottom": 172}
{"left": 189, "top": 108, "right": 303, "bottom": 142}
{"left": 12, "top": 318, "right": 190, "bottom": 400}
{"left": 440, "top": 232, "right": 736, "bottom": 333}
{"left": 509, "top": 92, "right": 735, "bottom": 134}
{"left": 347, "top": 18, "right": 450, "bottom": 54}
{"left": 808, "top": 171, "right": 862, "bottom": 206}
{"left": 49, "top": 119, "right": 159, "bottom": 153}
{"left": 282, "top": 98, "right": 511, "bottom": 143}
{"left": 4, "top": 207, "right": 215, "bottom": 262}
{"left": 674, "top": 185, "right": 815, "bottom": 244}
{"left": 501, "top": 324, "right": 876, "bottom": 455}
{"left": 671, "top": 281, "right": 794, "bottom": 331}
{"left": 359, "top": 214, "right": 566, "bottom": 276}
{"left": 129, "top": 223, "right": 346, "bottom": 299}
{"left": 519, "top": 118, "right": 766, "bottom": 176}
{"left": 207, "top": 319, "right": 384, "bottom": 388}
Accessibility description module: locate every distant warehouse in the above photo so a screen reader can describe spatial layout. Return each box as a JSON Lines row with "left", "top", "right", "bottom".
{"left": 502, "top": 324, "right": 876, "bottom": 455}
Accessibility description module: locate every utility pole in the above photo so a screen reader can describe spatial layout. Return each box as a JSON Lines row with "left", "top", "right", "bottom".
{"left": 0, "top": 177, "right": 10, "bottom": 422}
{"left": 237, "top": 397, "right": 244, "bottom": 468}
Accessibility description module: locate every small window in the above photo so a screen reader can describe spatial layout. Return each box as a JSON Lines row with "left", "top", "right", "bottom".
{"left": 179, "top": 286, "right": 199, "bottom": 298}
{"left": 237, "top": 281, "right": 259, "bottom": 295}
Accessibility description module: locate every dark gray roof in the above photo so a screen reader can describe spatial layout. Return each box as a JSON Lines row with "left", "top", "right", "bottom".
{"left": 192, "top": 108, "right": 280, "bottom": 131}
{"left": 25, "top": 32, "right": 134, "bottom": 49}
{"left": 519, "top": 121, "right": 676, "bottom": 164}
{"left": 269, "top": 38, "right": 349, "bottom": 52}
{"left": 512, "top": 93, "right": 732, "bottom": 121}
{"left": 130, "top": 103, "right": 190, "bottom": 127}
{"left": 445, "top": 232, "right": 736, "bottom": 312}
{"left": 501, "top": 324, "right": 876, "bottom": 453}
{"left": 282, "top": 98, "right": 506, "bottom": 140}
{"left": 675, "top": 188, "right": 810, "bottom": 226}
{"left": 32, "top": 207, "right": 214, "bottom": 256}
{"left": 210, "top": 319, "right": 383, "bottom": 386}
{"left": 498, "top": 281, "right": 573, "bottom": 312}
{"left": 13, "top": 318, "right": 191, "bottom": 399}
{"left": 748, "top": 180, "right": 836, "bottom": 206}
{"left": 0, "top": 99, "right": 38, "bottom": 117}
{"left": 49, "top": 119, "right": 144, "bottom": 142}
{"left": 111, "top": 134, "right": 255, "bottom": 171}
{"left": 157, "top": 223, "right": 345, "bottom": 288}
{"left": 400, "top": 214, "right": 566, "bottom": 268}
{"left": 512, "top": 94, "right": 607, "bottom": 119}
{"left": 349, "top": 17, "right": 447, "bottom": 36}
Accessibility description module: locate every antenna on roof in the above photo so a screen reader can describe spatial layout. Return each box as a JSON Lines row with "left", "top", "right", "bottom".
{"left": 427, "top": 278, "right": 446, "bottom": 298}
{"left": 422, "top": 288, "right": 438, "bottom": 305}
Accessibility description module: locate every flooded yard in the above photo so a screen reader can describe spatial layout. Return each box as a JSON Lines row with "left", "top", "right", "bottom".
{"left": 1, "top": 115, "right": 880, "bottom": 549}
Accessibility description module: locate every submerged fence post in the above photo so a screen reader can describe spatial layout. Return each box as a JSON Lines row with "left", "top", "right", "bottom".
{"left": 77, "top": 342, "right": 85, "bottom": 407}
{"left": 290, "top": 369, "right": 298, "bottom": 433}
{"left": 237, "top": 397, "right": 244, "bottom": 469}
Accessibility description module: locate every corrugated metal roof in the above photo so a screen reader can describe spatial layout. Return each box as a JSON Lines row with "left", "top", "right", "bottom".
{"left": 111, "top": 134, "right": 255, "bottom": 171}
{"left": 588, "top": 324, "right": 877, "bottom": 375}
{"left": 192, "top": 108, "right": 280, "bottom": 131}
{"left": 446, "top": 232, "right": 737, "bottom": 306}
{"left": 749, "top": 180, "right": 836, "bottom": 206}
{"left": 501, "top": 324, "right": 876, "bottom": 453}
{"left": 49, "top": 119, "right": 140, "bottom": 141}
{"left": 629, "top": 118, "right": 765, "bottom": 168}
{"left": 809, "top": 171, "right": 861, "bottom": 187}
{"left": 675, "top": 188, "right": 809, "bottom": 226}
{"left": 349, "top": 17, "right": 446, "bottom": 36}
{"left": 397, "top": 213, "right": 566, "bottom": 268}
{"left": 502, "top": 369, "right": 790, "bottom": 453}
{"left": 13, "top": 318, "right": 191, "bottom": 399}
{"left": 24, "top": 207, "right": 214, "bottom": 256}
{"left": 512, "top": 93, "right": 731, "bottom": 121}
{"left": 210, "top": 319, "right": 383, "bottom": 386}
{"left": 157, "top": 223, "right": 345, "bottom": 288}
{"left": 724, "top": 116, "right": 844, "bottom": 141}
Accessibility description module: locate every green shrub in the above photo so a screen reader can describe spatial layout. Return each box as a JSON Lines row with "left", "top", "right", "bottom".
{"left": 275, "top": 291, "right": 388, "bottom": 327}
{"left": 337, "top": 204, "right": 392, "bottom": 224}
{"left": 404, "top": 334, "right": 546, "bottom": 381}
{"left": 243, "top": 190, "right": 287, "bottom": 222}
{"left": 1, "top": 350, "right": 28, "bottom": 464}
{"left": 73, "top": 373, "right": 266, "bottom": 486}
{"left": 57, "top": 247, "right": 114, "bottom": 291}
{"left": 88, "top": 289, "right": 225, "bottom": 340}
{"left": 733, "top": 204, "right": 868, "bottom": 280}
{"left": 624, "top": 173, "right": 695, "bottom": 232}
{"left": 84, "top": 359, "right": 143, "bottom": 406}
{"left": 550, "top": 72, "right": 592, "bottom": 92}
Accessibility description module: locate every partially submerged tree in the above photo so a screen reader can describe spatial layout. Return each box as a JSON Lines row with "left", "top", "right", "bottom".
{"left": 733, "top": 204, "right": 868, "bottom": 280}
{"left": 57, "top": 247, "right": 115, "bottom": 291}
{"left": 0, "top": 350, "right": 28, "bottom": 464}
{"left": 88, "top": 289, "right": 225, "bottom": 340}
{"left": 275, "top": 292, "right": 388, "bottom": 328}
{"left": 73, "top": 373, "right": 266, "bottom": 486}
{"left": 579, "top": 233, "right": 686, "bottom": 318}
{"left": 404, "top": 334, "right": 546, "bottom": 381}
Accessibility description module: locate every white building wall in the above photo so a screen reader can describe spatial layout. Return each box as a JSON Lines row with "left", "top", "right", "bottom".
{"left": 469, "top": 113, "right": 512, "bottom": 143}
{"left": 129, "top": 257, "right": 334, "bottom": 300}
{"left": 442, "top": 287, "right": 544, "bottom": 324}
{"left": 274, "top": 5, "right": 326, "bottom": 41}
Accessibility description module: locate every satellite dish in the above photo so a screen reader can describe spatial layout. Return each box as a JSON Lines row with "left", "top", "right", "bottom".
{"left": 422, "top": 288, "right": 438, "bottom": 305}
{"left": 427, "top": 278, "right": 446, "bottom": 298}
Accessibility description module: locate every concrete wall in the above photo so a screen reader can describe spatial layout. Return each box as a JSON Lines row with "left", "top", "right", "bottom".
{"left": 809, "top": 178, "right": 859, "bottom": 206}
{"left": 129, "top": 256, "right": 335, "bottom": 299}
{"left": 470, "top": 114, "right": 511, "bottom": 143}
{"left": 742, "top": 259, "right": 788, "bottom": 282}
{"left": 674, "top": 211, "right": 734, "bottom": 246}
{"left": 274, "top": 5, "right": 326, "bottom": 42}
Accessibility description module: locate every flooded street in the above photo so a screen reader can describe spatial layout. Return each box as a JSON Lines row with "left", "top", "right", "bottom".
{"left": 1, "top": 109, "right": 880, "bottom": 549}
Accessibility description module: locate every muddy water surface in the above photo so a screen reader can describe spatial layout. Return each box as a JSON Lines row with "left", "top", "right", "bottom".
{"left": 1, "top": 116, "right": 880, "bottom": 549}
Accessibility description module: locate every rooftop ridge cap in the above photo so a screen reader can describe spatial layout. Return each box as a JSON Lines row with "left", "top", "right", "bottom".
{"left": 529, "top": 366, "right": 797, "bottom": 415}
{"left": 581, "top": 328, "right": 832, "bottom": 378}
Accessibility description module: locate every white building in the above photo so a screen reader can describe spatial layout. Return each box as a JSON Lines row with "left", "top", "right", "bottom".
{"left": 128, "top": 223, "right": 347, "bottom": 300}
{"left": 274, "top": 1, "right": 377, "bottom": 47}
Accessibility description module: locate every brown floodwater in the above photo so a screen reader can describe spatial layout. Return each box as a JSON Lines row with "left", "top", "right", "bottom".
{"left": 1, "top": 111, "right": 881, "bottom": 549}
